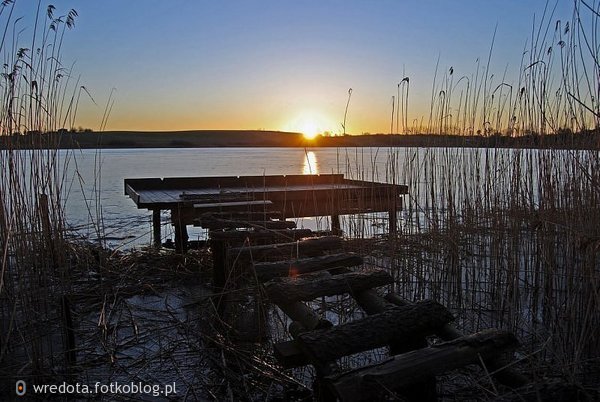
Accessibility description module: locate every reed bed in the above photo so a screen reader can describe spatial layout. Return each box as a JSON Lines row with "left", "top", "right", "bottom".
{"left": 0, "top": 1, "right": 96, "bottom": 394}
{"left": 382, "top": 146, "right": 600, "bottom": 384}
{"left": 0, "top": 0, "right": 599, "bottom": 400}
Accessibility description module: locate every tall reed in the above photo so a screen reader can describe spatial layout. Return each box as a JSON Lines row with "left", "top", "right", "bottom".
{"left": 0, "top": 2, "right": 81, "bottom": 388}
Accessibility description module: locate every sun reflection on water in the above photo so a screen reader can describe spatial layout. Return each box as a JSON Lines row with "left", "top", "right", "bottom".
{"left": 302, "top": 151, "right": 319, "bottom": 175}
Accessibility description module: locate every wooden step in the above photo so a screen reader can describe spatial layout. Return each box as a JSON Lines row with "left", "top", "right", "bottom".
{"left": 253, "top": 253, "right": 364, "bottom": 282}
{"left": 264, "top": 270, "right": 393, "bottom": 304}
{"left": 296, "top": 300, "right": 453, "bottom": 363}
{"left": 326, "top": 329, "right": 520, "bottom": 401}
{"left": 229, "top": 236, "right": 343, "bottom": 262}
{"left": 196, "top": 217, "right": 296, "bottom": 230}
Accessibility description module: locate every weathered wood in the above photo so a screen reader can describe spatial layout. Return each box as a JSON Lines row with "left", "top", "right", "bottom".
{"left": 253, "top": 253, "right": 364, "bottom": 282}
{"left": 193, "top": 199, "right": 274, "bottom": 209}
{"left": 273, "top": 268, "right": 393, "bottom": 369}
{"left": 385, "top": 293, "right": 529, "bottom": 388}
{"left": 171, "top": 208, "right": 189, "bottom": 253}
{"left": 152, "top": 209, "right": 161, "bottom": 247}
{"left": 230, "top": 236, "right": 343, "bottom": 262}
{"left": 202, "top": 211, "right": 282, "bottom": 221}
{"left": 331, "top": 214, "right": 341, "bottom": 235}
{"left": 297, "top": 300, "right": 453, "bottom": 363}
{"left": 264, "top": 270, "right": 393, "bottom": 304}
{"left": 327, "top": 329, "right": 520, "bottom": 401}
{"left": 125, "top": 175, "right": 407, "bottom": 221}
{"left": 388, "top": 207, "right": 397, "bottom": 234}
{"left": 208, "top": 228, "right": 314, "bottom": 242}
{"left": 277, "top": 302, "right": 332, "bottom": 333}
{"left": 354, "top": 288, "right": 394, "bottom": 315}
{"left": 196, "top": 217, "right": 296, "bottom": 230}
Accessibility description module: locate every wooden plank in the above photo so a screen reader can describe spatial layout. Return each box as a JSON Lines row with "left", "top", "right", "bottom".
{"left": 208, "top": 228, "right": 314, "bottom": 243}
{"left": 193, "top": 200, "right": 273, "bottom": 209}
{"left": 253, "top": 253, "right": 364, "bottom": 282}
{"left": 327, "top": 329, "right": 520, "bottom": 401}
{"left": 296, "top": 300, "right": 453, "bottom": 363}
{"left": 229, "top": 236, "right": 342, "bottom": 262}
{"left": 196, "top": 218, "right": 296, "bottom": 230}
{"left": 264, "top": 270, "right": 393, "bottom": 304}
{"left": 202, "top": 211, "right": 282, "bottom": 220}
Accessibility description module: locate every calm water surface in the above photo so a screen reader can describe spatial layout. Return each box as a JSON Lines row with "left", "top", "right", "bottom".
{"left": 64, "top": 147, "right": 395, "bottom": 248}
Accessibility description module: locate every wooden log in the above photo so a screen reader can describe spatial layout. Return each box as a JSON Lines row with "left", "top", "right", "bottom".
{"left": 253, "top": 253, "right": 364, "bottom": 282}
{"left": 278, "top": 302, "right": 333, "bottom": 333}
{"left": 264, "top": 270, "right": 393, "bottom": 304}
{"left": 297, "top": 300, "right": 453, "bottom": 363}
{"left": 230, "top": 236, "right": 343, "bottom": 262}
{"left": 273, "top": 267, "right": 393, "bottom": 369}
{"left": 196, "top": 217, "right": 296, "bottom": 230}
{"left": 327, "top": 329, "right": 520, "bottom": 401}
{"left": 208, "top": 228, "right": 314, "bottom": 242}
{"left": 385, "top": 293, "right": 529, "bottom": 388}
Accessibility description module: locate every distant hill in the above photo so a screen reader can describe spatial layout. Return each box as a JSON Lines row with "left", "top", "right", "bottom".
{"left": 1, "top": 129, "right": 598, "bottom": 150}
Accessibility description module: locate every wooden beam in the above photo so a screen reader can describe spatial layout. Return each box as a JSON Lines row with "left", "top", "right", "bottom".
{"left": 230, "top": 236, "right": 343, "bottom": 262}
{"left": 253, "top": 253, "right": 364, "bottom": 282}
{"left": 327, "top": 329, "right": 520, "bottom": 400}
{"left": 196, "top": 217, "right": 296, "bottom": 230}
{"left": 264, "top": 270, "right": 393, "bottom": 304}
{"left": 208, "top": 228, "right": 314, "bottom": 243}
{"left": 201, "top": 211, "right": 282, "bottom": 220}
{"left": 192, "top": 199, "right": 273, "bottom": 209}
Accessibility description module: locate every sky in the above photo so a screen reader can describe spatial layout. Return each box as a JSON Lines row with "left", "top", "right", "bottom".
{"left": 3, "top": 0, "right": 576, "bottom": 134}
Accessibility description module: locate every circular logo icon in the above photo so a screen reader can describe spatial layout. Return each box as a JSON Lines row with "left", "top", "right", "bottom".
{"left": 16, "top": 380, "right": 26, "bottom": 396}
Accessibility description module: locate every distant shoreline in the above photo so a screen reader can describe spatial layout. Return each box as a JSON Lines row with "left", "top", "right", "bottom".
{"left": 1, "top": 129, "right": 598, "bottom": 150}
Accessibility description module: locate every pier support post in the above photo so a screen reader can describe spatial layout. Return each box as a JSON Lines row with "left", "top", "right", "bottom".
{"left": 331, "top": 214, "right": 341, "bottom": 236}
{"left": 388, "top": 207, "right": 397, "bottom": 235}
{"left": 152, "top": 209, "right": 161, "bottom": 247}
{"left": 171, "top": 208, "right": 188, "bottom": 253}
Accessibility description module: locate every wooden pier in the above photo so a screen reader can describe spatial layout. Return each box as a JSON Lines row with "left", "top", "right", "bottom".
{"left": 124, "top": 174, "right": 533, "bottom": 400}
{"left": 125, "top": 174, "right": 407, "bottom": 251}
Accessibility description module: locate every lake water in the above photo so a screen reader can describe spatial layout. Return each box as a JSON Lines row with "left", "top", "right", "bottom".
{"left": 64, "top": 147, "right": 401, "bottom": 248}
{"left": 61, "top": 146, "right": 585, "bottom": 248}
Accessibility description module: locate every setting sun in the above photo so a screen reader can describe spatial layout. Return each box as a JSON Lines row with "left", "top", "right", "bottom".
{"left": 301, "top": 120, "right": 319, "bottom": 140}
{"left": 285, "top": 111, "right": 336, "bottom": 140}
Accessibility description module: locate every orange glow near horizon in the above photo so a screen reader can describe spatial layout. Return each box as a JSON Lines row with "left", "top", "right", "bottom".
{"left": 285, "top": 111, "right": 337, "bottom": 139}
